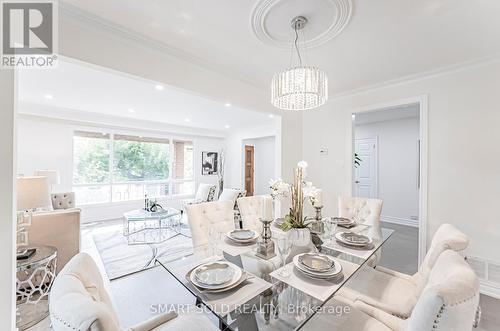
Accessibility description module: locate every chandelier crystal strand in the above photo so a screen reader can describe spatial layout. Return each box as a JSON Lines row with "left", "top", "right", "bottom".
{"left": 271, "top": 66, "right": 328, "bottom": 111}
{"left": 271, "top": 16, "right": 328, "bottom": 111}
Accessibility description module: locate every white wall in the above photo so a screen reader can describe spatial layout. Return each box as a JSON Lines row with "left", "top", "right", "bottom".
{"left": 242, "top": 136, "right": 276, "bottom": 195}
{"left": 355, "top": 116, "right": 419, "bottom": 221}
{"left": 0, "top": 69, "right": 16, "bottom": 330}
{"left": 225, "top": 123, "right": 280, "bottom": 190}
{"left": 16, "top": 114, "right": 225, "bottom": 222}
{"left": 302, "top": 60, "right": 500, "bottom": 262}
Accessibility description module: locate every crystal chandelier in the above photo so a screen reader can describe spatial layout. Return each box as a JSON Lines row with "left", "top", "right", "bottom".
{"left": 271, "top": 16, "right": 328, "bottom": 111}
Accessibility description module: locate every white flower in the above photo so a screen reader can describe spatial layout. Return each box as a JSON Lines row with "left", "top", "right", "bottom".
{"left": 297, "top": 160, "right": 308, "bottom": 169}
{"left": 269, "top": 178, "right": 290, "bottom": 199}
{"left": 303, "top": 182, "right": 319, "bottom": 198}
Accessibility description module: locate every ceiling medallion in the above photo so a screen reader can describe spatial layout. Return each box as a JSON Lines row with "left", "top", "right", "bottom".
{"left": 251, "top": 0, "right": 353, "bottom": 49}
{"left": 271, "top": 16, "right": 328, "bottom": 111}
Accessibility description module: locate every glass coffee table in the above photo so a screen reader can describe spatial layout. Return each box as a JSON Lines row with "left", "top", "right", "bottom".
{"left": 156, "top": 227, "right": 394, "bottom": 330}
{"left": 123, "top": 207, "right": 186, "bottom": 245}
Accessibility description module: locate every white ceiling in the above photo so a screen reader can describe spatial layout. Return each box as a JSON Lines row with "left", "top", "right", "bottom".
{"left": 17, "top": 60, "right": 275, "bottom": 131}
{"left": 60, "top": 0, "right": 500, "bottom": 95}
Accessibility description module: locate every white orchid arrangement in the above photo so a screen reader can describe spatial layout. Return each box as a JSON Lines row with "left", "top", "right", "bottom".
{"left": 270, "top": 161, "right": 321, "bottom": 230}
{"left": 269, "top": 178, "right": 290, "bottom": 199}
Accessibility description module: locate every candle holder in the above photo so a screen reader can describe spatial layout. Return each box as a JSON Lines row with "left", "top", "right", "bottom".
{"left": 309, "top": 206, "right": 325, "bottom": 235}
{"left": 256, "top": 218, "right": 276, "bottom": 260}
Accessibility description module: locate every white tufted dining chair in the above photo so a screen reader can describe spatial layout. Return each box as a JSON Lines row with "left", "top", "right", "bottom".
{"left": 236, "top": 195, "right": 269, "bottom": 233}
{"left": 348, "top": 250, "right": 479, "bottom": 331}
{"left": 50, "top": 253, "right": 218, "bottom": 331}
{"left": 338, "top": 196, "right": 383, "bottom": 239}
{"left": 338, "top": 223, "right": 469, "bottom": 319}
{"left": 338, "top": 196, "right": 383, "bottom": 266}
{"left": 186, "top": 200, "right": 236, "bottom": 247}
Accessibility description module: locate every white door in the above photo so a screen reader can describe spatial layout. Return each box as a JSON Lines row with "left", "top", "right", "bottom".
{"left": 354, "top": 137, "right": 377, "bottom": 198}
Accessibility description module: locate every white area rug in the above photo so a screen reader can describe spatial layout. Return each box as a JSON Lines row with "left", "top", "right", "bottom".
{"left": 93, "top": 226, "right": 193, "bottom": 280}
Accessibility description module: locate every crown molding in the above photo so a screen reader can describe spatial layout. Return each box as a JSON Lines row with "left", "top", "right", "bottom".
{"left": 59, "top": 2, "right": 265, "bottom": 92}
{"left": 330, "top": 54, "right": 500, "bottom": 100}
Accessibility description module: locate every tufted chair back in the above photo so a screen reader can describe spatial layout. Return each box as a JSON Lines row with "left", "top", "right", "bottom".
{"left": 50, "top": 253, "right": 120, "bottom": 331}
{"left": 406, "top": 250, "right": 479, "bottom": 331}
{"left": 237, "top": 195, "right": 268, "bottom": 233}
{"left": 338, "top": 196, "right": 383, "bottom": 266}
{"left": 51, "top": 192, "right": 76, "bottom": 210}
{"left": 186, "top": 200, "right": 236, "bottom": 247}
{"left": 338, "top": 196, "right": 383, "bottom": 239}
{"left": 413, "top": 223, "right": 469, "bottom": 292}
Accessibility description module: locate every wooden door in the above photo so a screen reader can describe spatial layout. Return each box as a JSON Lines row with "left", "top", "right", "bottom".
{"left": 244, "top": 145, "right": 254, "bottom": 196}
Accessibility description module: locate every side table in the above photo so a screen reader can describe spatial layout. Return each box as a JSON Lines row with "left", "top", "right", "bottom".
{"left": 16, "top": 245, "right": 57, "bottom": 330}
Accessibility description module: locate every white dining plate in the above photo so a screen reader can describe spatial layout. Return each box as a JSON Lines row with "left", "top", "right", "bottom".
{"left": 335, "top": 232, "right": 373, "bottom": 247}
{"left": 225, "top": 229, "right": 259, "bottom": 243}
{"left": 293, "top": 254, "right": 342, "bottom": 279}
{"left": 190, "top": 261, "right": 242, "bottom": 290}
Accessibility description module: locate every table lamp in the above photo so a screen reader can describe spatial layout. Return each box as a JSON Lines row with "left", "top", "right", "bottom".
{"left": 34, "top": 169, "right": 60, "bottom": 192}
{"left": 17, "top": 176, "right": 51, "bottom": 249}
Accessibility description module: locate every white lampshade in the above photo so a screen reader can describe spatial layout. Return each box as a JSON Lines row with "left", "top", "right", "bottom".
{"left": 34, "top": 169, "right": 60, "bottom": 185}
{"left": 17, "top": 176, "right": 51, "bottom": 211}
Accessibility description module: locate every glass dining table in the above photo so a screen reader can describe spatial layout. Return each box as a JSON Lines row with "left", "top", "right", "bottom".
{"left": 155, "top": 224, "right": 394, "bottom": 331}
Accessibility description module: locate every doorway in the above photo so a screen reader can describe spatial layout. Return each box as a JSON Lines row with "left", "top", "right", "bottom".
{"left": 354, "top": 137, "right": 378, "bottom": 198}
{"left": 244, "top": 145, "right": 254, "bottom": 196}
{"left": 351, "top": 96, "right": 428, "bottom": 271}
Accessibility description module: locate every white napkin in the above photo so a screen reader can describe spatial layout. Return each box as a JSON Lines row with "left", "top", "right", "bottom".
{"left": 270, "top": 259, "right": 359, "bottom": 302}
{"left": 172, "top": 257, "right": 272, "bottom": 316}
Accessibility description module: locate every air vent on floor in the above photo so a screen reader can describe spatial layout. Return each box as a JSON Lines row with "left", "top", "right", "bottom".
{"left": 467, "top": 256, "right": 487, "bottom": 280}
{"left": 466, "top": 255, "right": 500, "bottom": 285}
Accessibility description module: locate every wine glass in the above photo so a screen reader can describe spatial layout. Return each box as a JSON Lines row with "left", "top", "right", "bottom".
{"left": 208, "top": 227, "right": 221, "bottom": 256}
{"left": 277, "top": 236, "right": 292, "bottom": 277}
{"left": 323, "top": 218, "right": 338, "bottom": 245}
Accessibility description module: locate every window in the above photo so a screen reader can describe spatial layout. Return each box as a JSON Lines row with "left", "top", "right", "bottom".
{"left": 73, "top": 130, "right": 195, "bottom": 205}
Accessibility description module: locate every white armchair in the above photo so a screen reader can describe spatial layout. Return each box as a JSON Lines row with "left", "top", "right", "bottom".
{"left": 186, "top": 200, "right": 235, "bottom": 247}
{"left": 236, "top": 195, "right": 267, "bottom": 233}
{"left": 49, "top": 253, "right": 218, "bottom": 331}
{"left": 338, "top": 223, "right": 469, "bottom": 319}
{"left": 350, "top": 250, "right": 479, "bottom": 331}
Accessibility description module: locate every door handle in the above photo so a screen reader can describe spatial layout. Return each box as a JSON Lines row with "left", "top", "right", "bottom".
{"left": 355, "top": 181, "right": 360, "bottom": 184}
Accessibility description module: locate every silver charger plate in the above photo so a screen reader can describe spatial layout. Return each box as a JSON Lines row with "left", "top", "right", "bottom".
{"left": 298, "top": 253, "right": 335, "bottom": 272}
{"left": 335, "top": 232, "right": 373, "bottom": 247}
{"left": 191, "top": 261, "right": 241, "bottom": 288}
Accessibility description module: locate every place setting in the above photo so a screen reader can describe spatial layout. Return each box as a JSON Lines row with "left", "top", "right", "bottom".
{"left": 180, "top": 258, "right": 272, "bottom": 315}
{"left": 270, "top": 250, "right": 358, "bottom": 302}
{"left": 220, "top": 228, "right": 260, "bottom": 256}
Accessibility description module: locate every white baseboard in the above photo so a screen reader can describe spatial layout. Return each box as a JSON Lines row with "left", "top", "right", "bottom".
{"left": 381, "top": 215, "right": 419, "bottom": 228}
{"left": 480, "top": 281, "right": 500, "bottom": 299}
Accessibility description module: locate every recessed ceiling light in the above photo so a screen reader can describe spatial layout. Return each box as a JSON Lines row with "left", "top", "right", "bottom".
{"left": 184, "top": 118, "right": 191, "bottom": 122}
{"left": 128, "top": 108, "right": 135, "bottom": 113}
{"left": 224, "top": 103, "right": 231, "bottom": 107}
{"left": 224, "top": 124, "right": 230, "bottom": 129}
{"left": 268, "top": 114, "right": 275, "bottom": 118}
{"left": 44, "top": 94, "right": 53, "bottom": 100}
{"left": 155, "top": 85, "right": 164, "bottom": 91}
